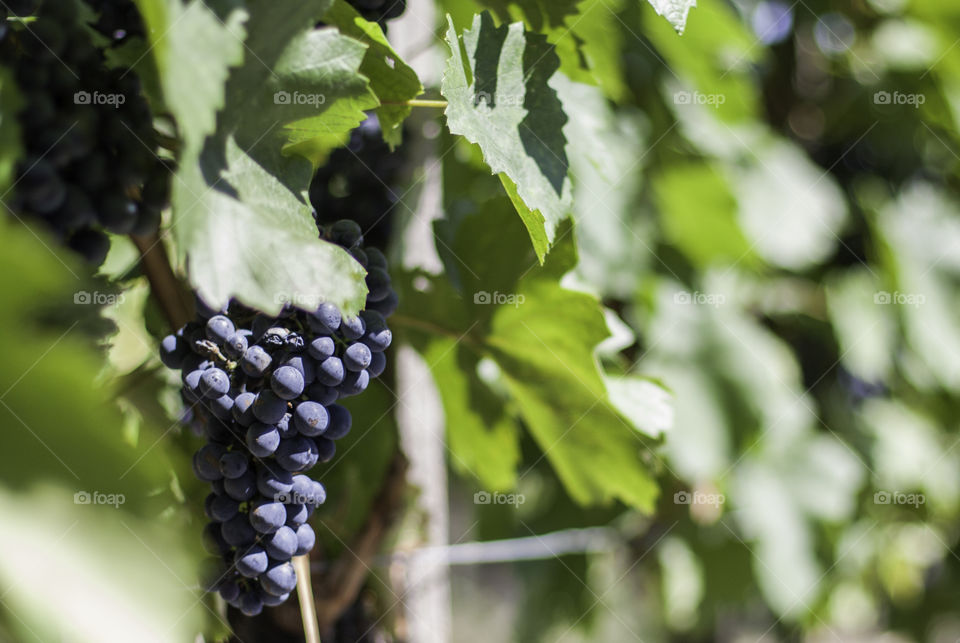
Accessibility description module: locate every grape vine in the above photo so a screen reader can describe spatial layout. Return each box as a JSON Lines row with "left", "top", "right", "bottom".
{"left": 161, "top": 221, "right": 395, "bottom": 616}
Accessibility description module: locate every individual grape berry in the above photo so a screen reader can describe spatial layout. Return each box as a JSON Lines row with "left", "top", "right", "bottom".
{"left": 340, "top": 315, "right": 366, "bottom": 340}
{"left": 308, "top": 336, "right": 335, "bottom": 360}
{"left": 257, "top": 467, "right": 294, "bottom": 499}
{"left": 343, "top": 342, "right": 372, "bottom": 372}
{"left": 200, "top": 368, "right": 230, "bottom": 399}
{"left": 285, "top": 503, "right": 309, "bottom": 528}
{"left": 241, "top": 346, "right": 272, "bottom": 377}
{"left": 252, "top": 391, "right": 287, "bottom": 424}
{"left": 219, "top": 579, "right": 241, "bottom": 603}
{"left": 224, "top": 470, "right": 257, "bottom": 502}
{"left": 261, "top": 591, "right": 290, "bottom": 607}
{"left": 224, "top": 331, "right": 249, "bottom": 359}
{"left": 238, "top": 591, "right": 264, "bottom": 617}
{"left": 325, "top": 405, "right": 352, "bottom": 440}
{"left": 283, "top": 356, "right": 315, "bottom": 385}
{"left": 219, "top": 452, "right": 249, "bottom": 479}
{"left": 260, "top": 562, "right": 298, "bottom": 596}
{"left": 339, "top": 369, "right": 370, "bottom": 397}
{"left": 293, "top": 401, "right": 328, "bottom": 437}
{"left": 160, "top": 335, "right": 187, "bottom": 369}
{"left": 368, "top": 350, "right": 387, "bottom": 378}
{"left": 264, "top": 525, "right": 299, "bottom": 560}
{"left": 210, "top": 495, "right": 240, "bottom": 522}
{"left": 221, "top": 514, "right": 257, "bottom": 548}
{"left": 206, "top": 315, "right": 235, "bottom": 345}
{"left": 249, "top": 501, "right": 287, "bottom": 534}
{"left": 246, "top": 423, "right": 281, "bottom": 458}
{"left": 236, "top": 546, "right": 269, "bottom": 578}
{"left": 316, "top": 356, "right": 345, "bottom": 387}
{"left": 276, "top": 437, "right": 317, "bottom": 472}
{"left": 271, "top": 365, "right": 305, "bottom": 400}
{"left": 315, "top": 437, "right": 336, "bottom": 463}
{"left": 232, "top": 392, "right": 257, "bottom": 426}
{"left": 295, "top": 524, "right": 316, "bottom": 556}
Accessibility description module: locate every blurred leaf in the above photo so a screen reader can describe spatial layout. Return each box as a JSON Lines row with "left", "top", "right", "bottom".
{"left": 875, "top": 183, "right": 960, "bottom": 391}
{"left": 861, "top": 399, "right": 960, "bottom": 514}
{"left": 732, "top": 140, "right": 849, "bottom": 271}
{"left": 653, "top": 161, "right": 757, "bottom": 269}
{"left": 825, "top": 269, "right": 896, "bottom": 383}
{"left": 648, "top": 0, "right": 758, "bottom": 121}
{"left": 603, "top": 374, "right": 673, "bottom": 439}
{"left": 400, "top": 205, "right": 659, "bottom": 511}
{"left": 645, "top": 0, "right": 697, "bottom": 34}
{"left": 421, "top": 338, "right": 521, "bottom": 491}
{"left": 441, "top": 12, "right": 573, "bottom": 261}
{"left": 554, "top": 75, "right": 652, "bottom": 297}
{"left": 0, "top": 487, "right": 203, "bottom": 643}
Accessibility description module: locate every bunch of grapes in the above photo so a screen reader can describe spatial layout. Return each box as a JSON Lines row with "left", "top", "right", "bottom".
{"left": 0, "top": 0, "right": 169, "bottom": 264}
{"left": 83, "top": 0, "right": 146, "bottom": 43}
{"left": 310, "top": 115, "right": 404, "bottom": 250}
{"left": 160, "top": 220, "right": 396, "bottom": 616}
{"left": 345, "top": 0, "right": 407, "bottom": 28}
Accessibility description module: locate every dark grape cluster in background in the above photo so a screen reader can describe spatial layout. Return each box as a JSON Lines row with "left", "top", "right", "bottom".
{"left": 0, "top": 0, "right": 169, "bottom": 264}
{"left": 160, "top": 220, "right": 396, "bottom": 616}
{"left": 83, "top": 0, "right": 146, "bottom": 43}
{"left": 310, "top": 115, "right": 405, "bottom": 250}
{"left": 344, "top": 0, "right": 407, "bottom": 29}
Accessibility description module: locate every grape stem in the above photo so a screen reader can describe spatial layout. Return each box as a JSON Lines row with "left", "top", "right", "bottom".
{"left": 294, "top": 555, "right": 322, "bottom": 643}
{"left": 384, "top": 99, "right": 448, "bottom": 109}
{"left": 130, "top": 232, "right": 192, "bottom": 329}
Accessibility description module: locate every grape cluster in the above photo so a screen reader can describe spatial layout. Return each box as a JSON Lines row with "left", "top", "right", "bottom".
{"left": 345, "top": 0, "right": 407, "bottom": 28}
{"left": 161, "top": 220, "right": 396, "bottom": 616}
{"left": 310, "top": 115, "right": 404, "bottom": 250}
{"left": 84, "top": 0, "right": 146, "bottom": 43}
{"left": 0, "top": 0, "right": 169, "bottom": 264}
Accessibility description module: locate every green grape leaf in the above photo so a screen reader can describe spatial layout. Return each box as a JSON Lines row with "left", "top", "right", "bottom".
{"left": 441, "top": 12, "right": 573, "bottom": 262}
{"left": 323, "top": 0, "right": 424, "bottom": 147}
{"left": 645, "top": 0, "right": 758, "bottom": 122}
{"left": 551, "top": 0, "right": 629, "bottom": 102}
{"left": 646, "top": 0, "right": 697, "bottom": 34}
{"left": 161, "top": 0, "right": 372, "bottom": 314}
{"left": 174, "top": 136, "right": 368, "bottom": 315}
{"left": 398, "top": 203, "right": 659, "bottom": 511}
{"left": 653, "top": 161, "right": 758, "bottom": 268}
{"left": 133, "top": 0, "right": 247, "bottom": 156}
